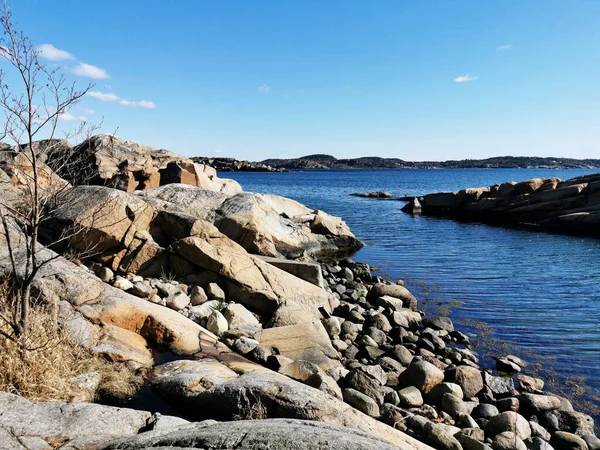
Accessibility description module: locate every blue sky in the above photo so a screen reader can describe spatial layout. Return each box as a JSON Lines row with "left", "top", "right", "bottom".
{"left": 5, "top": 0, "right": 600, "bottom": 161}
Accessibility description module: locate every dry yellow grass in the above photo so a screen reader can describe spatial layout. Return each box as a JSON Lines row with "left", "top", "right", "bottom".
{"left": 0, "top": 289, "right": 143, "bottom": 404}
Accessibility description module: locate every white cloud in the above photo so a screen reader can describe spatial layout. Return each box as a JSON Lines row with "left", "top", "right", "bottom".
{"left": 496, "top": 45, "right": 513, "bottom": 51}
{"left": 258, "top": 84, "right": 271, "bottom": 94}
{"left": 59, "top": 112, "right": 87, "bottom": 121}
{"left": 71, "top": 62, "right": 110, "bottom": 79}
{"left": 88, "top": 91, "right": 155, "bottom": 109}
{"left": 81, "top": 108, "right": 96, "bottom": 115}
{"left": 454, "top": 75, "right": 478, "bottom": 83}
{"left": 118, "top": 99, "right": 156, "bottom": 109}
{"left": 88, "top": 91, "right": 119, "bottom": 102}
{"left": 37, "top": 44, "right": 75, "bottom": 61}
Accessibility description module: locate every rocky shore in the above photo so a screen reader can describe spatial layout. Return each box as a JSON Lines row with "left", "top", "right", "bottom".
{"left": 0, "top": 135, "right": 597, "bottom": 449}
{"left": 192, "top": 156, "right": 286, "bottom": 172}
{"left": 401, "top": 173, "right": 600, "bottom": 237}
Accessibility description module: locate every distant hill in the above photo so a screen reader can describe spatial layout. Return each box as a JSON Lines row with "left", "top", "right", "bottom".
{"left": 261, "top": 155, "right": 600, "bottom": 170}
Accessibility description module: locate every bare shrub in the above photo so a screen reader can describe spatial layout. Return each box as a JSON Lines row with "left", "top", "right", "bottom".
{"left": 0, "top": 280, "right": 141, "bottom": 403}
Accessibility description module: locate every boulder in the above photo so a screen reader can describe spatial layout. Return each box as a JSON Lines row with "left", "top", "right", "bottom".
{"left": 222, "top": 303, "right": 260, "bottom": 328}
{"left": 370, "top": 283, "right": 417, "bottom": 310}
{"left": 42, "top": 185, "right": 156, "bottom": 254}
{"left": 446, "top": 366, "right": 484, "bottom": 398}
{"left": 102, "top": 418, "right": 405, "bottom": 450}
{"left": 139, "top": 184, "right": 362, "bottom": 258}
{"left": 255, "top": 321, "right": 341, "bottom": 371}
{"left": 170, "top": 225, "right": 330, "bottom": 315}
{"left": 279, "top": 360, "right": 343, "bottom": 400}
{"left": 343, "top": 389, "right": 380, "bottom": 417}
{"left": 550, "top": 432, "right": 590, "bottom": 450}
{"left": 0, "top": 392, "right": 177, "bottom": 446}
{"left": 486, "top": 411, "right": 531, "bottom": 440}
{"left": 518, "top": 393, "right": 561, "bottom": 413}
{"left": 398, "top": 386, "right": 424, "bottom": 407}
{"left": 150, "top": 368, "right": 433, "bottom": 450}
{"left": 206, "top": 310, "right": 228, "bottom": 335}
{"left": 423, "top": 421, "right": 463, "bottom": 450}
{"left": 492, "top": 431, "right": 527, "bottom": 450}
{"left": 258, "top": 255, "right": 324, "bottom": 287}
{"left": 398, "top": 360, "right": 444, "bottom": 394}
{"left": 60, "top": 134, "right": 241, "bottom": 194}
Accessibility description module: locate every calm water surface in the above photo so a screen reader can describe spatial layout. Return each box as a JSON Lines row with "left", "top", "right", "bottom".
{"left": 226, "top": 168, "right": 600, "bottom": 413}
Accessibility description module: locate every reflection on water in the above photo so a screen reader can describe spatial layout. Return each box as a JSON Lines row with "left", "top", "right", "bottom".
{"left": 226, "top": 168, "right": 600, "bottom": 417}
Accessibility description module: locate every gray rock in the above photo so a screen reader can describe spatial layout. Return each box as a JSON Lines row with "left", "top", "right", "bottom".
{"left": 446, "top": 365, "right": 484, "bottom": 399}
{"left": 206, "top": 310, "right": 228, "bottom": 335}
{"left": 530, "top": 421, "right": 552, "bottom": 441}
{"left": 0, "top": 392, "right": 155, "bottom": 445}
{"left": 423, "top": 316, "right": 454, "bottom": 332}
{"left": 487, "top": 412, "right": 532, "bottom": 440}
{"left": 370, "top": 283, "right": 417, "bottom": 310}
{"left": 457, "top": 433, "right": 492, "bottom": 450}
{"left": 483, "top": 372, "right": 516, "bottom": 397}
{"left": 103, "top": 418, "right": 403, "bottom": 450}
{"left": 550, "top": 432, "right": 589, "bottom": 450}
{"left": 430, "top": 382, "right": 464, "bottom": 403}
{"left": 582, "top": 436, "right": 600, "bottom": 450}
{"left": 206, "top": 282, "right": 226, "bottom": 301}
{"left": 342, "top": 388, "right": 380, "bottom": 418}
{"left": 496, "top": 358, "right": 522, "bottom": 373}
{"left": 441, "top": 392, "right": 468, "bottom": 419}
{"left": 166, "top": 291, "right": 191, "bottom": 311}
{"left": 518, "top": 394, "right": 561, "bottom": 413}
{"left": 517, "top": 375, "right": 544, "bottom": 393}
{"left": 391, "top": 345, "right": 414, "bottom": 366}
{"left": 130, "top": 281, "right": 157, "bottom": 298}
{"left": 232, "top": 337, "right": 259, "bottom": 354}
{"left": 398, "top": 386, "right": 424, "bottom": 407}
{"left": 364, "top": 326, "right": 387, "bottom": 345}
{"left": 471, "top": 403, "right": 500, "bottom": 419}
{"left": 344, "top": 368, "right": 385, "bottom": 405}
{"left": 322, "top": 317, "right": 341, "bottom": 337}
{"left": 188, "top": 300, "right": 221, "bottom": 321}
{"left": 493, "top": 431, "right": 527, "bottom": 450}
{"left": 96, "top": 266, "right": 114, "bottom": 282}
{"left": 223, "top": 303, "right": 260, "bottom": 328}
{"left": 113, "top": 276, "right": 134, "bottom": 291}
{"left": 399, "top": 360, "right": 444, "bottom": 394}
{"left": 423, "top": 421, "right": 463, "bottom": 450}
{"left": 529, "top": 437, "right": 556, "bottom": 450}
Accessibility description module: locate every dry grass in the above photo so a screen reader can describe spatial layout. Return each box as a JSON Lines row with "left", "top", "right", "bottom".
{"left": 0, "top": 289, "right": 142, "bottom": 404}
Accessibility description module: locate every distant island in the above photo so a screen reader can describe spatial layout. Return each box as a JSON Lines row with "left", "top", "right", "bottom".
{"left": 261, "top": 154, "right": 600, "bottom": 170}
{"left": 192, "top": 154, "right": 600, "bottom": 171}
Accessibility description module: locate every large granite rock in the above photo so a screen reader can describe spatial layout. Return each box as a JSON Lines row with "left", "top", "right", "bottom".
{"left": 58, "top": 134, "right": 242, "bottom": 194}
{"left": 0, "top": 392, "right": 187, "bottom": 448}
{"left": 170, "top": 225, "right": 330, "bottom": 315}
{"left": 149, "top": 364, "right": 432, "bottom": 450}
{"left": 138, "top": 184, "right": 363, "bottom": 258}
{"left": 100, "top": 418, "right": 403, "bottom": 450}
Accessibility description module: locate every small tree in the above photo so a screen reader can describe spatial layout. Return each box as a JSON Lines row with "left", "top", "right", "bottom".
{"left": 0, "top": 1, "right": 96, "bottom": 346}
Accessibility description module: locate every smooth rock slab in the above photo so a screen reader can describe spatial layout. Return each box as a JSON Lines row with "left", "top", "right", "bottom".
{"left": 101, "top": 418, "right": 402, "bottom": 450}
{"left": 0, "top": 392, "right": 162, "bottom": 446}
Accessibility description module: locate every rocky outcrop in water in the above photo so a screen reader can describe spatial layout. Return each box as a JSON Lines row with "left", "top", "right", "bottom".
{"left": 402, "top": 173, "right": 600, "bottom": 237}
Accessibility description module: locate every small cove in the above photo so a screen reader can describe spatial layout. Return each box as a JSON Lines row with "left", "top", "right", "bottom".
{"left": 225, "top": 168, "right": 600, "bottom": 418}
